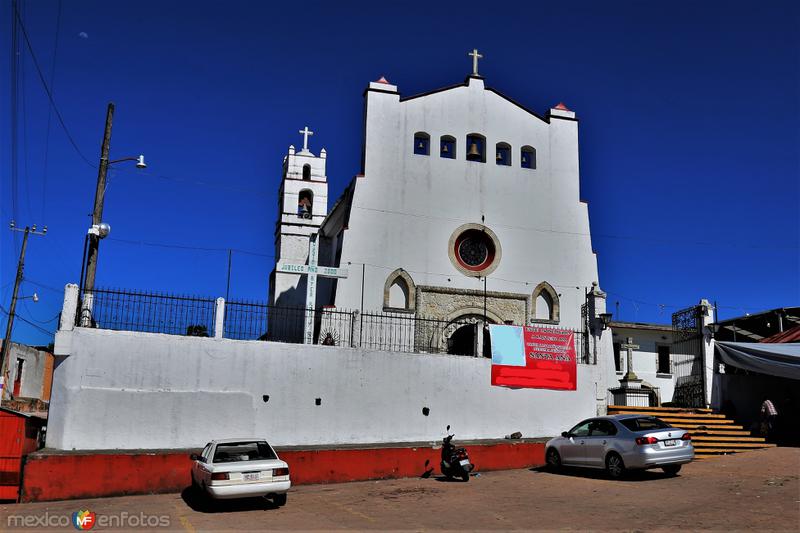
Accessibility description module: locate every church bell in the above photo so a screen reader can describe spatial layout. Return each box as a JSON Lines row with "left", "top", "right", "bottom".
{"left": 467, "top": 142, "right": 481, "bottom": 160}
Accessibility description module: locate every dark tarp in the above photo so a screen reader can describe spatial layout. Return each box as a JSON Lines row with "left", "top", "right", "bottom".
{"left": 716, "top": 341, "right": 800, "bottom": 380}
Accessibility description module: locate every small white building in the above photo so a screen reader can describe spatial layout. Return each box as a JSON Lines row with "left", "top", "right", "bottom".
{"left": 609, "top": 321, "right": 677, "bottom": 404}
{"left": 1, "top": 340, "right": 54, "bottom": 404}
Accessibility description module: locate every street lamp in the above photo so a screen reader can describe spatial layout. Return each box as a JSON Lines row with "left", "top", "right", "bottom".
{"left": 599, "top": 312, "right": 613, "bottom": 331}
{"left": 706, "top": 323, "right": 720, "bottom": 338}
{"left": 109, "top": 154, "right": 146, "bottom": 169}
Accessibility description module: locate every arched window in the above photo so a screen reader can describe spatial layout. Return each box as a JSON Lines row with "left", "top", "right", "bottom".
{"left": 389, "top": 279, "right": 409, "bottom": 309}
{"left": 521, "top": 146, "right": 536, "bottom": 169}
{"left": 466, "top": 133, "right": 486, "bottom": 163}
{"left": 298, "top": 189, "right": 313, "bottom": 219}
{"left": 302, "top": 164, "right": 311, "bottom": 180}
{"left": 383, "top": 269, "right": 416, "bottom": 311}
{"left": 413, "top": 132, "right": 430, "bottom": 156}
{"left": 536, "top": 291, "right": 553, "bottom": 319}
{"left": 440, "top": 135, "right": 456, "bottom": 159}
{"left": 531, "top": 282, "right": 559, "bottom": 323}
{"left": 496, "top": 142, "right": 511, "bottom": 166}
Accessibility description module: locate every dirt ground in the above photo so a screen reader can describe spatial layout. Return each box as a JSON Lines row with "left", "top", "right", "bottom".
{"left": 1, "top": 447, "right": 798, "bottom": 531}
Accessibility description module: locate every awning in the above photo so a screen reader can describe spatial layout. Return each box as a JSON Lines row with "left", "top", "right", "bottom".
{"left": 716, "top": 341, "right": 800, "bottom": 380}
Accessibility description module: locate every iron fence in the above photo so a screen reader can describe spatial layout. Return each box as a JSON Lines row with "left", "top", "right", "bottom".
{"left": 78, "top": 288, "right": 217, "bottom": 337}
{"left": 359, "top": 311, "right": 481, "bottom": 355}
{"left": 223, "top": 302, "right": 355, "bottom": 344}
{"left": 75, "top": 287, "right": 592, "bottom": 362}
{"left": 607, "top": 386, "right": 661, "bottom": 408}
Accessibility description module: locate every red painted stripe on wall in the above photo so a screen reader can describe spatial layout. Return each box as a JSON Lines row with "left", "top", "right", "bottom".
{"left": 20, "top": 442, "right": 545, "bottom": 503}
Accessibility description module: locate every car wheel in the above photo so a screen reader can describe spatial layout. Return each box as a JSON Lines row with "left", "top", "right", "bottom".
{"left": 605, "top": 452, "right": 626, "bottom": 479}
{"left": 662, "top": 465, "right": 681, "bottom": 476}
{"left": 273, "top": 493, "right": 287, "bottom": 507}
{"left": 546, "top": 448, "right": 562, "bottom": 471}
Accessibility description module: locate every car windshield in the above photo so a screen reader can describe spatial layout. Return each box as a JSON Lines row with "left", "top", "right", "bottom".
{"left": 212, "top": 441, "right": 277, "bottom": 463}
{"left": 620, "top": 417, "right": 671, "bottom": 432}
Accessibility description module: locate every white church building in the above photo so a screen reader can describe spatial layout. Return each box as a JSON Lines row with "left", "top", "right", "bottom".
{"left": 47, "top": 53, "right": 618, "bottom": 452}
{"left": 270, "top": 55, "right": 603, "bottom": 358}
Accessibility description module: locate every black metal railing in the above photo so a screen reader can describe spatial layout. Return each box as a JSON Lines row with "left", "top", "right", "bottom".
{"left": 359, "top": 311, "right": 479, "bottom": 355}
{"left": 223, "top": 302, "right": 355, "bottom": 344}
{"left": 78, "top": 288, "right": 217, "bottom": 337}
{"left": 75, "top": 287, "right": 592, "bottom": 362}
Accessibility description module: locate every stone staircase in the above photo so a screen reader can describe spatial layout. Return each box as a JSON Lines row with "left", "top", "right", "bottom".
{"left": 607, "top": 405, "right": 775, "bottom": 458}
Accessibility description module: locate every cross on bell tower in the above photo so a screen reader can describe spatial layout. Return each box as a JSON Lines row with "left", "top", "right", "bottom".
{"left": 468, "top": 48, "right": 483, "bottom": 77}
{"left": 299, "top": 126, "right": 314, "bottom": 153}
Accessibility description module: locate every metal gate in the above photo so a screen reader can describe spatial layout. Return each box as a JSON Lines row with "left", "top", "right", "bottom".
{"left": 671, "top": 305, "right": 705, "bottom": 407}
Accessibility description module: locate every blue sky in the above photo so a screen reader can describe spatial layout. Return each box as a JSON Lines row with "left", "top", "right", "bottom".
{"left": 2, "top": 0, "right": 798, "bottom": 346}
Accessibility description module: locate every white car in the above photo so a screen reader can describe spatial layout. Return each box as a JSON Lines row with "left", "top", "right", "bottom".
{"left": 190, "top": 438, "right": 291, "bottom": 505}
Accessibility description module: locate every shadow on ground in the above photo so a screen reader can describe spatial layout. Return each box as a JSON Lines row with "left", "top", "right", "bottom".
{"left": 180, "top": 486, "right": 283, "bottom": 513}
{"left": 433, "top": 475, "right": 470, "bottom": 483}
{"left": 529, "top": 465, "right": 679, "bottom": 483}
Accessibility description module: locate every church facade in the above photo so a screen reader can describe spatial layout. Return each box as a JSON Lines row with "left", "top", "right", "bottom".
{"left": 270, "top": 61, "right": 603, "bottom": 356}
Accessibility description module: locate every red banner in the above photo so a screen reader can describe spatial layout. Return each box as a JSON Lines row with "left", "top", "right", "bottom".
{"left": 491, "top": 326, "right": 577, "bottom": 390}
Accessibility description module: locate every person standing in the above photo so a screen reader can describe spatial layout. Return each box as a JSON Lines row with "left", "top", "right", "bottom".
{"left": 760, "top": 396, "right": 778, "bottom": 440}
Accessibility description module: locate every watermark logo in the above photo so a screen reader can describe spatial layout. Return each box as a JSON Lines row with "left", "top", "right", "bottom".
{"left": 72, "top": 510, "right": 96, "bottom": 530}
{"left": 7, "top": 511, "right": 170, "bottom": 529}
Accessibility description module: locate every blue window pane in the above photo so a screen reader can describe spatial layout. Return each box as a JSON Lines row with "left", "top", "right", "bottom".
{"left": 521, "top": 148, "right": 536, "bottom": 169}
{"left": 496, "top": 145, "right": 510, "bottom": 166}
{"left": 414, "top": 136, "right": 430, "bottom": 155}
{"left": 466, "top": 135, "right": 485, "bottom": 162}
{"left": 440, "top": 139, "right": 455, "bottom": 158}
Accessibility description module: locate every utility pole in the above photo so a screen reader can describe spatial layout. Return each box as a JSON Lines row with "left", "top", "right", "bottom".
{"left": 1, "top": 222, "right": 46, "bottom": 400}
{"left": 226, "top": 249, "right": 232, "bottom": 301}
{"left": 83, "top": 102, "right": 115, "bottom": 293}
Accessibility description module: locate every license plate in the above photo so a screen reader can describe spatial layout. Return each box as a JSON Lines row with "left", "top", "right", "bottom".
{"left": 243, "top": 473, "right": 260, "bottom": 481}
{"left": 663, "top": 439, "right": 677, "bottom": 447}
{"left": 459, "top": 459, "right": 470, "bottom": 466}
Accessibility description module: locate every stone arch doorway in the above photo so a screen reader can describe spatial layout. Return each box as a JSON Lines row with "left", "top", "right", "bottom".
{"left": 444, "top": 313, "right": 497, "bottom": 357}
{"left": 448, "top": 323, "right": 478, "bottom": 356}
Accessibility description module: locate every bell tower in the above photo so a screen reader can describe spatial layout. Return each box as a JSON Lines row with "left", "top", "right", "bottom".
{"left": 270, "top": 127, "right": 329, "bottom": 307}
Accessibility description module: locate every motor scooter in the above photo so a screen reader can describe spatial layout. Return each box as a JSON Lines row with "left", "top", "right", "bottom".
{"left": 440, "top": 425, "right": 474, "bottom": 481}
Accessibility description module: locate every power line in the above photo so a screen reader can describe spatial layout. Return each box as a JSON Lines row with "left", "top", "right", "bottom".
{"left": 22, "top": 299, "right": 59, "bottom": 325}
{"left": 41, "top": 0, "right": 63, "bottom": 219}
{"left": 23, "top": 278, "right": 63, "bottom": 294}
{"left": 0, "top": 305, "right": 54, "bottom": 336}
{"left": 106, "top": 237, "right": 274, "bottom": 258}
{"left": 10, "top": 0, "right": 20, "bottom": 231}
{"left": 103, "top": 235, "right": 769, "bottom": 315}
{"left": 114, "top": 165, "right": 275, "bottom": 198}
{"left": 13, "top": 1, "right": 94, "bottom": 168}
{"left": 352, "top": 205, "right": 798, "bottom": 251}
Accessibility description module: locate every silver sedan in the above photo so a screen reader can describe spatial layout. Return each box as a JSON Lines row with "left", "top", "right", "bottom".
{"left": 545, "top": 414, "right": 694, "bottom": 478}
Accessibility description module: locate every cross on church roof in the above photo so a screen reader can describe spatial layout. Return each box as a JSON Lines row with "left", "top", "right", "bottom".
{"left": 468, "top": 48, "right": 483, "bottom": 77}
{"left": 299, "top": 126, "right": 314, "bottom": 152}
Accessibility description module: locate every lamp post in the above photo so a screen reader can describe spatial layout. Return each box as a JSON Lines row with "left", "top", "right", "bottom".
{"left": 82, "top": 102, "right": 146, "bottom": 294}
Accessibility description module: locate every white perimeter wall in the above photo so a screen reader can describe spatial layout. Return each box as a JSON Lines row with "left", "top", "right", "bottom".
{"left": 47, "top": 327, "right": 606, "bottom": 451}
